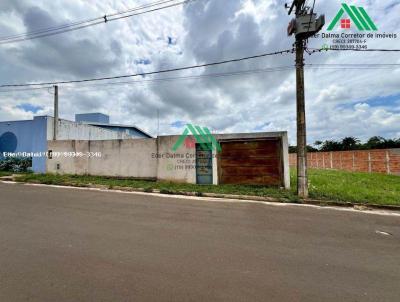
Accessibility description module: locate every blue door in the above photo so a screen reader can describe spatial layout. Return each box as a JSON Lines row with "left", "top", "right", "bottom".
{"left": 196, "top": 144, "right": 213, "bottom": 184}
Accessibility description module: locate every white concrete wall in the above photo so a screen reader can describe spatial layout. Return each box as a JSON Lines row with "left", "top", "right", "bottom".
{"left": 281, "top": 132, "right": 290, "bottom": 189}
{"left": 47, "top": 139, "right": 157, "bottom": 178}
{"left": 156, "top": 135, "right": 197, "bottom": 184}
{"left": 45, "top": 131, "right": 290, "bottom": 189}
{"left": 46, "top": 117, "right": 132, "bottom": 141}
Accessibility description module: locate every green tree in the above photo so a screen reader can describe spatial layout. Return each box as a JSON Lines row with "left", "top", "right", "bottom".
{"left": 320, "top": 140, "right": 342, "bottom": 151}
{"left": 314, "top": 140, "right": 323, "bottom": 151}
{"left": 341, "top": 137, "right": 360, "bottom": 150}
{"left": 366, "top": 136, "right": 386, "bottom": 149}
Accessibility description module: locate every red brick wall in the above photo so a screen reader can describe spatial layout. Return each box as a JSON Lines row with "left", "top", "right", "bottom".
{"left": 289, "top": 149, "right": 400, "bottom": 175}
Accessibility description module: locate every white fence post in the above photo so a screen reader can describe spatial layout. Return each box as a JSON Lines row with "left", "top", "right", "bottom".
{"left": 386, "top": 150, "right": 391, "bottom": 175}
{"left": 368, "top": 152, "right": 372, "bottom": 173}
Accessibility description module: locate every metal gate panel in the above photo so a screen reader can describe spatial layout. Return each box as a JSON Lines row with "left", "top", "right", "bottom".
{"left": 218, "top": 139, "right": 282, "bottom": 186}
{"left": 196, "top": 144, "right": 213, "bottom": 184}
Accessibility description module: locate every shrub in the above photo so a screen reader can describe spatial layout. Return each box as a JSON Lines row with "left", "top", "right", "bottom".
{"left": 0, "top": 157, "right": 32, "bottom": 172}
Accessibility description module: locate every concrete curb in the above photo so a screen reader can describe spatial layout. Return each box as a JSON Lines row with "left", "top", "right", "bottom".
{"left": 303, "top": 198, "right": 400, "bottom": 212}
{"left": 2, "top": 177, "right": 399, "bottom": 212}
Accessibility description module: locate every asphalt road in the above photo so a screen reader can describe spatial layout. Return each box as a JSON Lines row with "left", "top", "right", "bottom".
{"left": 1, "top": 182, "right": 399, "bottom": 302}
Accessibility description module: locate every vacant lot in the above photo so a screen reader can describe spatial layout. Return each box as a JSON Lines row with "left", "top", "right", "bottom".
{"left": 304, "top": 169, "right": 400, "bottom": 205}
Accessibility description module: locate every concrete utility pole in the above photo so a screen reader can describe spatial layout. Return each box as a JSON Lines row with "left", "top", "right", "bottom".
{"left": 157, "top": 109, "right": 160, "bottom": 137}
{"left": 53, "top": 85, "right": 58, "bottom": 141}
{"left": 295, "top": 37, "right": 307, "bottom": 197}
{"left": 287, "top": 0, "right": 325, "bottom": 198}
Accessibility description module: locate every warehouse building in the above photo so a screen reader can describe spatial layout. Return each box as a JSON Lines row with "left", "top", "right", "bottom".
{"left": 1, "top": 113, "right": 289, "bottom": 188}
{"left": 75, "top": 113, "right": 151, "bottom": 138}
{"left": 0, "top": 113, "right": 151, "bottom": 172}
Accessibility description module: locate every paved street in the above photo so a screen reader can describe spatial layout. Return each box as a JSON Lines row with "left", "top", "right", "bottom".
{"left": 0, "top": 182, "right": 399, "bottom": 302}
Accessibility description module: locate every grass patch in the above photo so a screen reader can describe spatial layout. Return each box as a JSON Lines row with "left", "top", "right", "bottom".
{"left": 14, "top": 169, "right": 400, "bottom": 206}
{"left": 0, "top": 171, "right": 13, "bottom": 177}
{"left": 15, "top": 173, "right": 298, "bottom": 202}
{"left": 304, "top": 169, "right": 400, "bottom": 206}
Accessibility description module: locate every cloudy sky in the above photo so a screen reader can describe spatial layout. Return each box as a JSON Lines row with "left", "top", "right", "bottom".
{"left": 0, "top": 0, "right": 399, "bottom": 144}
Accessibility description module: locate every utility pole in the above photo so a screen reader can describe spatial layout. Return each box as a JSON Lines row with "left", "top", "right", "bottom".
{"left": 295, "top": 36, "right": 307, "bottom": 197}
{"left": 53, "top": 85, "right": 58, "bottom": 141}
{"left": 157, "top": 109, "right": 160, "bottom": 137}
{"left": 287, "top": 1, "right": 324, "bottom": 198}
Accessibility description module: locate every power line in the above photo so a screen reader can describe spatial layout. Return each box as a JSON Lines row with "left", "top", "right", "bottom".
{"left": 0, "top": 48, "right": 294, "bottom": 88}
{"left": 306, "top": 63, "right": 400, "bottom": 66}
{"left": 0, "top": 86, "right": 52, "bottom": 93}
{"left": 107, "top": 0, "right": 177, "bottom": 18}
{"left": 0, "top": 0, "right": 193, "bottom": 44}
{"left": 0, "top": 17, "right": 103, "bottom": 42}
{"left": 1, "top": 61, "right": 398, "bottom": 93}
{"left": 329, "top": 48, "right": 400, "bottom": 52}
{"left": 306, "top": 0, "right": 316, "bottom": 34}
{"left": 306, "top": 66, "right": 400, "bottom": 70}
{"left": 0, "top": 0, "right": 180, "bottom": 41}
{"left": 0, "top": 66, "right": 295, "bottom": 94}
{"left": 66, "top": 66, "right": 295, "bottom": 89}
{"left": 305, "top": 63, "right": 400, "bottom": 69}
{"left": 73, "top": 65, "right": 399, "bottom": 90}
{"left": 0, "top": 21, "right": 104, "bottom": 44}
{"left": 1, "top": 60, "right": 398, "bottom": 93}
{"left": 0, "top": 0, "right": 189, "bottom": 44}
{"left": 107, "top": 0, "right": 189, "bottom": 22}
{"left": 310, "top": 0, "right": 316, "bottom": 10}
{"left": 0, "top": 0, "right": 177, "bottom": 42}
{"left": 305, "top": 47, "right": 400, "bottom": 54}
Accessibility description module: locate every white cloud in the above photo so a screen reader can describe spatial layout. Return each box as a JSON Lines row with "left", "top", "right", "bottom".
{"left": 0, "top": 0, "right": 399, "bottom": 144}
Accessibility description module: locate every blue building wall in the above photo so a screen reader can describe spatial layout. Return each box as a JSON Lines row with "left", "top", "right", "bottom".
{"left": 32, "top": 117, "right": 49, "bottom": 173}
{"left": 0, "top": 116, "right": 48, "bottom": 173}
{"left": 1, "top": 114, "right": 151, "bottom": 173}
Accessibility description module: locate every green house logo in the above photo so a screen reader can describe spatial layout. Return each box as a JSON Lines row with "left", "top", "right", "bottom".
{"left": 172, "top": 124, "right": 221, "bottom": 152}
{"left": 327, "top": 3, "right": 377, "bottom": 31}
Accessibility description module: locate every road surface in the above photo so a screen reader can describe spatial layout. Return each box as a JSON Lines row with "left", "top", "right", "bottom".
{"left": 0, "top": 182, "right": 399, "bottom": 301}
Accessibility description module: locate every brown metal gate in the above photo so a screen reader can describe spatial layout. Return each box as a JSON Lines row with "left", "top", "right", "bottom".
{"left": 218, "top": 138, "right": 283, "bottom": 186}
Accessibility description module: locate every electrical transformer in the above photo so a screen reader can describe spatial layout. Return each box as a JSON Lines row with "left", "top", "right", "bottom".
{"left": 287, "top": 13, "right": 325, "bottom": 39}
